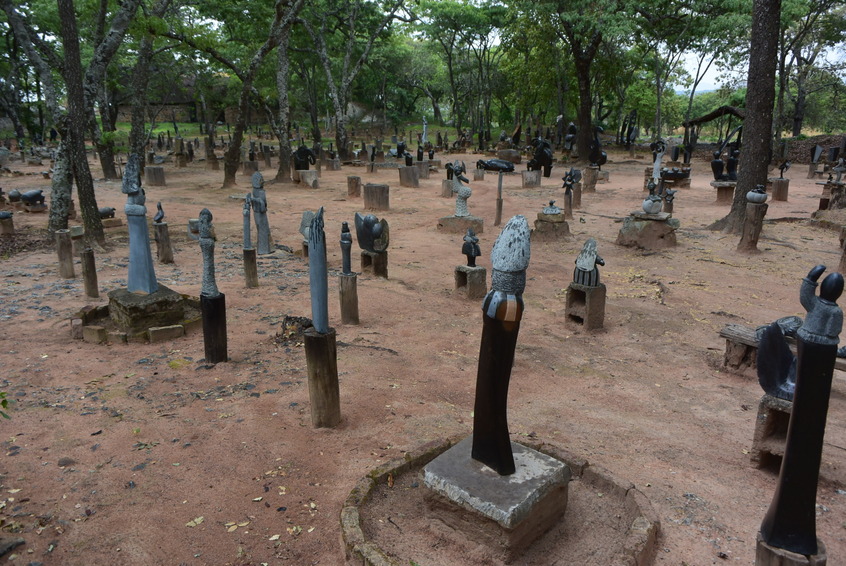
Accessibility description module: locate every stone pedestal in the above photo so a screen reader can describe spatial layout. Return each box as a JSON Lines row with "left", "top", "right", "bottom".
{"left": 582, "top": 166, "right": 598, "bottom": 192}
{"left": 145, "top": 166, "right": 166, "bottom": 186}
{"left": 751, "top": 394, "right": 792, "bottom": 469}
{"left": 363, "top": 183, "right": 390, "bottom": 210}
{"left": 597, "top": 170, "right": 609, "bottom": 184}
{"left": 616, "top": 211, "right": 679, "bottom": 249}
{"left": 454, "top": 265, "right": 487, "bottom": 299}
{"left": 108, "top": 285, "right": 186, "bottom": 335}
{"left": 347, "top": 175, "right": 361, "bottom": 198}
{"left": 496, "top": 149, "right": 521, "bottom": 164}
{"left": 360, "top": 250, "right": 388, "bottom": 279}
{"left": 711, "top": 180, "right": 737, "bottom": 204}
{"left": 532, "top": 212, "right": 570, "bottom": 241}
{"left": 572, "top": 182, "right": 582, "bottom": 209}
{"left": 299, "top": 170, "right": 319, "bottom": 188}
{"left": 399, "top": 166, "right": 420, "bottom": 188}
{"left": 756, "top": 533, "right": 826, "bottom": 566}
{"left": 415, "top": 161, "right": 430, "bottom": 179}
{"left": 441, "top": 179, "right": 454, "bottom": 198}
{"left": 0, "top": 216, "right": 14, "bottom": 236}
{"left": 474, "top": 168, "right": 485, "bottom": 181}
{"left": 423, "top": 436, "right": 571, "bottom": 563}
{"left": 521, "top": 170, "right": 541, "bottom": 188}
{"left": 772, "top": 178, "right": 789, "bottom": 201}
{"left": 437, "top": 215, "right": 484, "bottom": 234}
{"left": 565, "top": 282, "right": 606, "bottom": 330}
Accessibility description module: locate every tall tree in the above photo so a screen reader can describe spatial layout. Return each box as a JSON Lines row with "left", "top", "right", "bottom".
{"left": 299, "top": 0, "right": 405, "bottom": 159}
{"left": 710, "top": 0, "right": 782, "bottom": 233}
{"left": 1, "top": 0, "right": 142, "bottom": 244}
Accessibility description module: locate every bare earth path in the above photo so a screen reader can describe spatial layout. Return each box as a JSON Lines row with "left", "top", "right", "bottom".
{"left": 1, "top": 149, "right": 845, "bottom": 565}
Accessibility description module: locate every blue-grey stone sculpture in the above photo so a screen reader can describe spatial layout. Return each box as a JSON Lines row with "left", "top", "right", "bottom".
{"left": 563, "top": 122, "right": 577, "bottom": 151}
{"left": 354, "top": 212, "right": 389, "bottom": 253}
{"left": 198, "top": 208, "right": 220, "bottom": 298}
{"left": 99, "top": 207, "right": 116, "bottom": 219}
{"left": 242, "top": 194, "right": 252, "bottom": 249}
{"left": 759, "top": 265, "right": 843, "bottom": 557}
{"left": 450, "top": 161, "right": 472, "bottom": 217}
{"left": 20, "top": 189, "right": 45, "bottom": 205}
{"left": 527, "top": 138, "right": 554, "bottom": 177}
{"left": 123, "top": 154, "right": 158, "bottom": 294}
{"left": 299, "top": 210, "right": 316, "bottom": 244}
{"left": 0, "top": 211, "right": 11, "bottom": 220}
{"left": 308, "top": 207, "right": 329, "bottom": 334}
{"left": 574, "top": 238, "right": 604, "bottom": 286}
{"left": 462, "top": 228, "right": 481, "bottom": 267}
{"left": 472, "top": 215, "right": 531, "bottom": 475}
{"left": 251, "top": 172, "right": 271, "bottom": 254}
{"left": 340, "top": 221, "right": 353, "bottom": 275}
{"left": 153, "top": 202, "right": 164, "bottom": 223}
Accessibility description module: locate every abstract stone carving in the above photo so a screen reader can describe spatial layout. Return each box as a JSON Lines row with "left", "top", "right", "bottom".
{"left": 294, "top": 145, "right": 316, "bottom": 170}
{"left": 354, "top": 212, "right": 389, "bottom": 253}
{"left": 340, "top": 221, "right": 353, "bottom": 275}
{"left": 476, "top": 159, "right": 514, "bottom": 172}
{"left": 308, "top": 208, "right": 329, "bottom": 334}
{"left": 527, "top": 138, "right": 553, "bottom": 177}
{"left": 122, "top": 154, "right": 158, "bottom": 294}
{"left": 462, "top": 228, "right": 481, "bottom": 267}
{"left": 153, "top": 202, "right": 164, "bottom": 223}
{"left": 573, "top": 238, "right": 604, "bottom": 287}
{"left": 472, "top": 215, "right": 531, "bottom": 475}
{"left": 251, "top": 172, "right": 271, "bottom": 254}
{"left": 242, "top": 194, "right": 252, "bottom": 249}
{"left": 451, "top": 161, "right": 472, "bottom": 217}
{"left": 198, "top": 208, "right": 220, "bottom": 298}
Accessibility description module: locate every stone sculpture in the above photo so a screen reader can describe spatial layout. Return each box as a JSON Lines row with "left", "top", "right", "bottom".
{"left": 242, "top": 194, "right": 252, "bottom": 249}
{"left": 710, "top": 150, "right": 725, "bottom": 180}
{"left": 122, "top": 154, "right": 158, "bottom": 294}
{"left": 462, "top": 228, "right": 481, "bottom": 267}
{"left": 354, "top": 212, "right": 389, "bottom": 253}
{"left": 573, "top": 238, "right": 604, "bottom": 286}
{"left": 251, "top": 172, "right": 271, "bottom": 254}
{"left": 7, "top": 189, "right": 20, "bottom": 203}
{"left": 299, "top": 210, "right": 316, "bottom": 244}
{"left": 153, "top": 202, "right": 164, "bottom": 223}
{"left": 588, "top": 126, "right": 607, "bottom": 168}
{"left": 20, "top": 189, "right": 44, "bottom": 205}
{"left": 98, "top": 207, "right": 116, "bottom": 219}
{"left": 308, "top": 208, "right": 329, "bottom": 334}
{"left": 451, "top": 161, "right": 472, "bottom": 217}
{"left": 543, "top": 200, "right": 560, "bottom": 215}
{"left": 198, "top": 208, "right": 220, "bottom": 298}
{"left": 563, "top": 122, "right": 577, "bottom": 152}
{"left": 527, "top": 138, "right": 554, "bottom": 177}
{"left": 833, "top": 158, "right": 845, "bottom": 184}
{"left": 778, "top": 160, "right": 791, "bottom": 179}
{"left": 759, "top": 265, "right": 843, "bottom": 558}
{"left": 340, "top": 221, "right": 353, "bottom": 275}
{"left": 294, "top": 145, "right": 316, "bottom": 170}
{"left": 726, "top": 150, "right": 739, "bottom": 181}
{"left": 476, "top": 159, "right": 514, "bottom": 172}
{"left": 472, "top": 215, "right": 531, "bottom": 475}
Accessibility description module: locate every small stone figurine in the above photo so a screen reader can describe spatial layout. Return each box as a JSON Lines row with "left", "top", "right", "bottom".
{"left": 242, "top": 194, "right": 252, "bottom": 249}
{"left": 573, "top": 238, "right": 604, "bottom": 287}
{"left": 354, "top": 212, "right": 389, "bottom": 253}
{"left": 198, "top": 208, "right": 220, "bottom": 298}
{"left": 778, "top": 160, "right": 791, "bottom": 179}
{"left": 153, "top": 202, "right": 165, "bottom": 223}
{"left": 450, "top": 160, "right": 472, "bottom": 217}
{"left": 251, "top": 172, "right": 271, "bottom": 254}
{"left": 462, "top": 228, "right": 481, "bottom": 267}
{"left": 543, "top": 200, "right": 560, "bottom": 215}
{"left": 340, "top": 222, "right": 353, "bottom": 275}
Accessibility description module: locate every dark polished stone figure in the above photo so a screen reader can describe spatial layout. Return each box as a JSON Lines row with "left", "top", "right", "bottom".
{"left": 462, "top": 228, "right": 481, "bottom": 267}
{"left": 476, "top": 159, "right": 514, "bottom": 172}
{"left": 588, "top": 126, "right": 607, "bottom": 168}
{"left": 527, "top": 138, "right": 554, "bottom": 177}
{"left": 294, "top": 145, "right": 316, "bottom": 170}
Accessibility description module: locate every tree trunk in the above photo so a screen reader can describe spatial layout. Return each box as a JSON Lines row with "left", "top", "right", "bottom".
{"left": 58, "top": 0, "right": 105, "bottom": 246}
{"left": 709, "top": 0, "right": 781, "bottom": 234}
{"left": 574, "top": 58, "right": 593, "bottom": 160}
{"left": 47, "top": 141, "right": 74, "bottom": 235}
{"left": 95, "top": 95, "right": 118, "bottom": 179}
{"left": 223, "top": 89, "right": 250, "bottom": 188}
{"left": 791, "top": 83, "right": 808, "bottom": 137}
{"left": 274, "top": 24, "right": 294, "bottom": 183}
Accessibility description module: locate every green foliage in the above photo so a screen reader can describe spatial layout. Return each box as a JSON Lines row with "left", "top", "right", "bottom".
{"left": 1, "top": 391, "right": 10, "bottom": 419}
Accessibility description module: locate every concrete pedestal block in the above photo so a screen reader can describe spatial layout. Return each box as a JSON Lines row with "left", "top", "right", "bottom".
{"left": 454, "top": 265, "right": 487, "bottom": 299}
{"left": 771, "top": 178, "right": 789, "bottom": 201}
{"left": 363, "top": 183, "right": 390, "bottom": 210}
{"left": 532, "top": 213, "right": 570, "bottom": 241}
{"left": 415, "top": 161, "right": 430, "bottom": 179}
{"left": 437, "top": 215, "right": 484, "bottom": 234}
{"left": 756, "top": 533, "right": 826, "bottom": 565}
{"left": 474, "top": 169, "right": 485, "bottom": 181}
{"left": 360, "top": 250, "right": 388, "bottom": 279}
{"left": 583, "top": 166, "right": 599, "bottom": 192}
{"left": 441, "top": 179, "right": 454, "bottom": 198}
{"left": 565, "top": 282, "right": 606, "bottom": 330}
{"left": 399, "top": 166, "right": 420, "bottom": 188}
{"left": 145, "top": 166, "right": 166, "bottom": 186}
{"left": 423, "top": 436, "right": 570, "bottom": 563}
{"left": 711, "top": 180, "right": 737, "bottom": 204}
{"left": 616, "top": 212, "right": 679, "bottom": 249}
{"left": 750, "top": 394, "right": 792, "bottom": 469}
{"left": 347, "top": 175, "right": 361, "bottom": 198}
{"left": 521, "top": 170, "right": 541, "bottom": 188}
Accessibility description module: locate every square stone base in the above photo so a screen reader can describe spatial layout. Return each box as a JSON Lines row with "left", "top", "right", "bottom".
{"left": 360, "top": 250, "right": 388, "bottom": 279}
{"left": 455, "top": 265, "right": 487, "bottom": 299}
{"left": 108, "top": 284, "right": 186, "bottom": 334}
{"left": 437, "top": 215, "right": 484, "bottom": 234}
{"left": 565, "top": 282, "right": 606, "bottom": 330}
{"left": 423, "top": 436, "right": 570, "bottom": 562}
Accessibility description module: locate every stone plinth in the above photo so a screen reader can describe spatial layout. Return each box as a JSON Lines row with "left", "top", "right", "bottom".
{"left": 437, "top": 215, "right": 484, "bottom": 234}
{"left": 347, "top": 175, "right": 361, "bottom": 197}
{"left": 454, "top": 265, "right": 487, "bottom": 299}
{"left": 710, "top": 180, "right": 737, "bottom": 204}
{"left": 751, "top": 393, "right": 793, "bottom": 469}
{"left": 583, "top": 166, "right": 598, "bottom": 193}
{"left": 360, "top": 250, "right": 388, "bottom": 279}
{"left": 756, "top": 533, "right": 826, "bottom": 566}
{"left": 441, "top": 179, "right": 454, "bottom": 198}
{"left": 0, "top": 216, "right": 13, "bottom": 236}
{"left": 102, "top": 218, "right": 123, "bottom": 229}
{"left": 399, "top": 166, "right": 420, "bottom": 188}
{"left": 522, "top": 170, "right": 541, "bottom": 188}
{"left": 424, "top": 436, "right": 570, "bottom": 563}
{"left": 616, "top": 212, "right": 679, "bottom": 249}
{"left": 108, "top": 284, "right": 186, "bottom": 335}
{"left": 415, "top": 161, "right": 430, "bottom": 179}
{"left": 565, "top": 282, "right": 606, "bottom": 330}
{"left": 299, "top": 170, "right": 319, "bottom": 188}
{"left": 532, "top": 212, "right": 570, "bottom": 241}
{"left": 474, "top": 169, "right": 485, "bottom": 181}
{"left": 770, "top": 178, "right": 789, "bottom": 201}
{"left": 363, "top": 183, "right": 390, "bottom": 210}
{"left": 496, "top": 149, "right": 521, "bottom": 164}
{"left": 145, "top": 166, "right": 165, "bottom": 186}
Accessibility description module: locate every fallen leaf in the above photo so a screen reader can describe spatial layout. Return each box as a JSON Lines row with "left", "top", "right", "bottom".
{"left": 287, "top": 525, "right": 302, "bottom": 536}
{"left": 269, "top": 534, "right": 280, "bottom": 541}
{"left": 227, "top": 525, "right": 238, "bottom": 532}
{"left": 186, "top": 516, "right": 204, "bottom": 527}
{"left": 252, "top": 497, "right": 263, "bottom": 502}
{"left": 237, "top": 521, "right": 250, "bottom": 527}
{"left": 307, "top": 526, "right": 315, "bottom": 533}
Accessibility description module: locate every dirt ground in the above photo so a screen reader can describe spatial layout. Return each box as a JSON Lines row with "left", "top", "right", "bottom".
{"left": 2, "top": 146, "right": 846, "bottom": 566}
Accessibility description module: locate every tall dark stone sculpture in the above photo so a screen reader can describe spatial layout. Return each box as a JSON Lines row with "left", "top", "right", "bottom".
{"left": 527, "top": 138, "right": 553, "bottom": 177}
{"left": 471, "top": 215, "right": 531, "bottom": 475}
{"left": 294, "top": 145, "right": 316, "bottom": 170}
{"left": 123, "top": 154, "right": 158, "bottom": 294}
{"left": 198, "top": 208, "right": 228, "bottom": 364}
{"left": 759, "top": 265, "right": 843, "bottom": 557}
{"left": 588, "top": 126, "right": 607, "bottom": 168}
